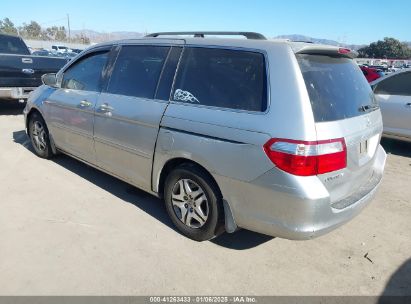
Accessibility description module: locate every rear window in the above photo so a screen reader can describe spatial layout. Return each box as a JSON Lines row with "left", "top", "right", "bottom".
{"left": 0, "top": 35, "right": 29, "bottom": 55}
{"left": 297, "top": 54, "right": 376, "bottom": 122}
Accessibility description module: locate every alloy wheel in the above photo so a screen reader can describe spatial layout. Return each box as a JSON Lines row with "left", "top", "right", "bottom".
{"left": 171, "top": 178, "right": 209, "bottom": 228}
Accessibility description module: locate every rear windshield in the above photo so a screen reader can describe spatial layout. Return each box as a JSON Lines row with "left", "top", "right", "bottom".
{"left": 297, "top": 54, "right": 377, "bottom": 122}
{"left": 0, "top": 35, "right": 29, "bottom": 55}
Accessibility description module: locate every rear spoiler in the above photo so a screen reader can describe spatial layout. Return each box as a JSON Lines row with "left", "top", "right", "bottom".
{"left": 295, "top": 46, "right": 358, "bottom": 59}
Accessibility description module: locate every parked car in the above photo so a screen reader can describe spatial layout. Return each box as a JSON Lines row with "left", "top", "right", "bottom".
{"left": 55, "top": 51, "right": 78, "bottom": 60}
{"left": 360, "top": 65, "right": 383, "bottom": 82}
{"left": 24, "top": 31, "right": 386, "bottom": 241}
{"left": 51, "top": 45, "right": 70, "bottom": 54}
{"left": 370, "top": 65, "right": 389, "bottom": 73}
{"left": 31, "top": 49, "right": 54, "bottom": 57}
{"left": 70, "top": 48, "right": 83, "bottom": 54}
{"left": 371, "top": 69, "right": 411, "bottom": 141}
{"left": 0, "top": 33, "right": 68, "bottom": 101}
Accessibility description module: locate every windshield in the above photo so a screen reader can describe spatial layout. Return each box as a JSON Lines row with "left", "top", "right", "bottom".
{"left": 297, "top": 54, "right": 377, "bottom": 122}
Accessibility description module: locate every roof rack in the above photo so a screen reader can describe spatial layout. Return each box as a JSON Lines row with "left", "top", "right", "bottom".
{"left": 145, "top": 31, "right": 267, "bottom": 40}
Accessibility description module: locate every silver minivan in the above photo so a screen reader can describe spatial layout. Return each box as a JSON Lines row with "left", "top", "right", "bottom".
{"left": 24, "top": 32, "right": 387, "bottom": 241}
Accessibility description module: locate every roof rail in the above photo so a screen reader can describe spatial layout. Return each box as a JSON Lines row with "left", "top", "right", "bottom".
{"left": 145, "top": 31, "right": 267, "bottom": 40}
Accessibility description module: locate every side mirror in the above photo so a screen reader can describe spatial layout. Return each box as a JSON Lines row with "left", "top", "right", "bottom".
{"left": 41, "top": 73, "right": 58, "bottom": 88}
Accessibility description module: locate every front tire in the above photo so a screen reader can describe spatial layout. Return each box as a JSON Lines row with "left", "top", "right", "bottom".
{"left": 28, "top": 112, "right": 53, "bottom": 159}
{"left": 164, "top": 164, "right": 224, "bottom": 241}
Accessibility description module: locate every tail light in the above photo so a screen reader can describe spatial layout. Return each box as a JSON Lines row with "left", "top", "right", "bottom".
{"left": 263, "top": 138, "right": 347, "bottom": 176}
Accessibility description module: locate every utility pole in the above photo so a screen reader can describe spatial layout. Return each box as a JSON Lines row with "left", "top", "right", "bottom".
{"left": 67, "top": 14, "right": 71, "bottom": 43}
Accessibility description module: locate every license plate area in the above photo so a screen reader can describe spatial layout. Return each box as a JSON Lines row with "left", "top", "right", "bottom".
{"left": 359, "top": 139, "right": 368, "bottom": 157}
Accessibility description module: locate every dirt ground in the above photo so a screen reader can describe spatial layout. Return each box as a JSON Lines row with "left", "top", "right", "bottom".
{"left": 1, "top": 101, "right": 410, "bottom": 296}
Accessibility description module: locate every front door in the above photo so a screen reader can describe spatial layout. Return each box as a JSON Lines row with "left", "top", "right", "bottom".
{"left": 45, "top": 50, "right": 110, "bottom": 163}
{"left": 94, "top": 45, "right": 180, "bottom": 191}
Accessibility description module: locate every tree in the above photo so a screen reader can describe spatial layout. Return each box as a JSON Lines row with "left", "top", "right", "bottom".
{"left": 2, "top": 17, "right": 90, "bottom": 44}
{"left": 55, "top": 26, "right": 67, "bottom": 41}
{"left": 358, "top": 37, "right": 411, "bottom": 59}
{"left": 21, "top": 21, "right": 42, "bottom": 39}
{"left": 0, "top": 18, "right": 17, "bottom": 35}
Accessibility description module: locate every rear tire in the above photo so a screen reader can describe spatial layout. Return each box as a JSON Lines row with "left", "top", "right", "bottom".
{"left": 164, "top": 164, "right": 224, "bottom": 241}
{"left": 28, "top": 112, "right": 53, "bottom": 159}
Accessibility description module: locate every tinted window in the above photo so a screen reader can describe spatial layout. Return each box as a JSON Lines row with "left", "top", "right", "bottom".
{"left": 107, "top": 45, "right": 170, "bottom": 99}
{"left": 0, "top": 35, "right": 29, "bottom": 55}
{"left": 62, "top": 51, "right": 109, "bottom": 92}
{"left": 374, "top": 72, "right": 411, "bottom": 96}
{"left": 297, "top": 54, "right": 376, "bottom": 122}
{"left": 173, "top": 47, "right": 267, "bottom": 112}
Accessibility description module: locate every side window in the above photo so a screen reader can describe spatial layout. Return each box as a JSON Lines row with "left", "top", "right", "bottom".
{"left": 62, "top": 51, "right": 109, "bottom": 92}
{"left": 0, "top": 36, "right": 29, "bottom": 55}
{"left": 172, "top": 47, "right": 267, "bottom": 112}
{"left": 375, "top": 72, "right": 411, "bottom": 96}
{"left": 107, "top": 45, "right": 170, "bottom": 99}
{"left": 52, "top": 46, "right": 57, "bottom": 50}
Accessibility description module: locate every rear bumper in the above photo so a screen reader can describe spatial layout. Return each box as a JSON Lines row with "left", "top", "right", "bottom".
{"left": 216, "top": 145, "right": 387, "bottom": 240}
{"left": 0, "top": 87, "right": 36, "bottom": 100}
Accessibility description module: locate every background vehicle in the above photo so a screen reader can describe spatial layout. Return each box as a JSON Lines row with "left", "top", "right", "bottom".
{"left": 371, "top": 69, "right": 411, "bottom": 141}
{"left": 24, "top": 32, "right": 386, "bottom": 241}
{"left": 55, "top": 51, "right": 78, "bottom": 60}
{"left": 0, "top": 33, "right": 68, "bottom": 101}
{"left": 51, "top": 45, "right": 70, "bottom": 54}
{"left": 70, "top": 48, "right": 83, "bottom": 54}
{"left": 360, "top": 65, "right": 383, "bottom": 82}
{"left": 31, "top": 49, "right": 54, "bottom": 57}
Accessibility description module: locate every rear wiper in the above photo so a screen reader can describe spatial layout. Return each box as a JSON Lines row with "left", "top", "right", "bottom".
{"left": 359, "top": 104, "right": 379, "bottom": 112}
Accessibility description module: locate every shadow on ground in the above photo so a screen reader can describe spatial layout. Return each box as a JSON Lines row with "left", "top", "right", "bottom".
{"left": 379, "top": 259, "right": 411, "bottom": 302}
{"left": 12, "top": 130, "right": 272, "bottom": 250}
{"left": 381, "top": 138, "right": 411, "bottom": 158}
{"left": 0, "top": 100, "right": 25, "bottom": 115}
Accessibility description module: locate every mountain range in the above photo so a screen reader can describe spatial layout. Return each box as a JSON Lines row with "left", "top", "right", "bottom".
{"left": 71, "top": 30, "right": 410, "bottom": 50}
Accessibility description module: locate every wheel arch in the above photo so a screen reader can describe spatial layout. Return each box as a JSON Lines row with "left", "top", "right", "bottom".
{"left": 26, "top": 107, "right": 57, "bottom": 154}
{"left": 158, "top": 157, "right": 236, "bottom": 235}
{"left": 157, "top": 158, "right": 222, "bottom": 200}
{"left": 26, "top": 108, "right": 43, "bottom": 132}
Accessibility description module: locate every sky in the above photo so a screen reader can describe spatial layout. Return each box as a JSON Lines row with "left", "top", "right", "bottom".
{"left": 2, "top": 0, "right": 411, "bottom": 45}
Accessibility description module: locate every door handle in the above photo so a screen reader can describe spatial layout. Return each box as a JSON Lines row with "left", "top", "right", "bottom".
{"left": 99, "top": 103, "right": 114, "bottom": 112}
{"left": 79, "top": 100, "right": 92, "bottom": 107}
{"left": 22, "top": 68, "right": 35, "bottom": 74}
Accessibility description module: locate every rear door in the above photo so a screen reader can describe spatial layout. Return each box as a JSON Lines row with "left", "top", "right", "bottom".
{"left": 94, "top": 45, "right": 181, "bottom": 191}
{"left": 373, "top": 71, "right": 411, "bottom": 139}
{"left": 297, "top": 54, "right": 383, "bottom": 202}
{"left": 45, "top": 48, "right": 110, "bottom": 163}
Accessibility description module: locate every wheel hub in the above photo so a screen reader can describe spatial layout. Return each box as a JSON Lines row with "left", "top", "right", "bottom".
{"left": 171, "top": 178, "right": 209, "bottom": 229}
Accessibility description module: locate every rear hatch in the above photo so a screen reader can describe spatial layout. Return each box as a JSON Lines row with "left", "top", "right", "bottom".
{"left": 296, "top": 51, "right": 382, "bottom": 204}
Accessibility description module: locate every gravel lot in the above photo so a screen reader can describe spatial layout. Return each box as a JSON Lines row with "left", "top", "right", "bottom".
{"left": 1, "top": 101, "right": 410, "bottom": 296}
